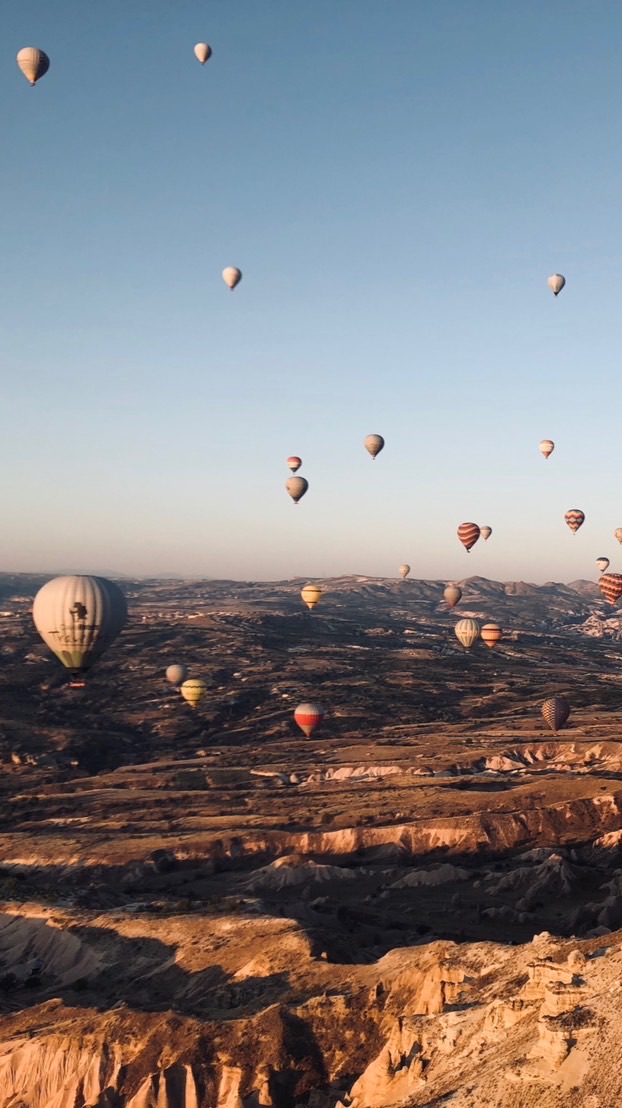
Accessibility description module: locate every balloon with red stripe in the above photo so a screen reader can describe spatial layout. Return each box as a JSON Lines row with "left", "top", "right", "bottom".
{"left": 564, "top": 509, "right": 585, "bottom": 534}
{"left": 598, "top": 573, "right": 622, "bottom": 605}
{"left": 542, "top": 697, "right": 570, "bottom": 734}
{"left": 457, "top": 522, "right": 480, "bottom": 552}
{"left": 294, "top": 702, "right": 325, "bottom": 737}
{"left": 287, "top": 456, "right": 302, "bottom": 473}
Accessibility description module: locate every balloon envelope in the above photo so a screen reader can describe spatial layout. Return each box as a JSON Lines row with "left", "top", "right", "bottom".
{"left": 399, "top": 565, "right": 410, "bottom": 579}
{"left": 17, "top": 47, "right": 50, "bottom": 85}
{"left": 539, "top": 439, "right": 555, "bottom": 459}
{"left": 564, "top": 509, "right": 585, "bottom": 534}
{"left": 598, "top": 573, "right": 622, "bottom": 605}
{"left": 615, "top": 529, "right": 622, "bottom": 545}
{"left": 444, "top": 585, "right": 462, "bottom": 608}
{"left": 301, "top": 585, "right": 322, "bottom": 610}
{"left": 181, "top": 678, "right": 207, "bottom": 707}
{"left": 542, "top": 697, "right": 570, "bottom": 734}
{"left": 194, "top": 43, "right": 212, "bottom": 64}
{"left": 286, "top": 476, "right": 308, "bottom": 503}
{"left": 287, "top": 456, "right": 302, "bottom": 473}
{"left": 454, "top": 618, "right": 480, "bottom": 650}
{"left": 166, "top": 664, "right": 187, "bottom": 686}
{"left": 480, "top": 526, "right": 492, "bottom": 541}
{"left": 32, "top": 575, "right": 127, "bottom": 676}
{"left": 364, "top": 434, "right": 385, "bottom": 459}
{"left": 222, "top": 267, "right": 242, "bottom": 290}
{"left": 481, "top": 623, "right": 503, "bottom": 649}
{"left": 457, "top": 522, "right": 480, "bottom": 552}
{"left": 547, "top": 274, "right": 566, "bottom": 296}
{"left": 596, "top": 558, "right": 610, "bottom": 573}
{"left": 294, "top": 702, "right": 325, "bottom": 737}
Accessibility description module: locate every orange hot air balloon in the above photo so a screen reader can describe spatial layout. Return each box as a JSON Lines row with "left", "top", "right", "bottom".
{"left": 564, "top": 509, "right": 585, "bottom": 534}
{"left": 301, "top": 585, "right": 322, "bottom": 610}
{"left": 444, "top": 584, "right": 462, "bottom": 608}
{"left": 286, "top": 477, "right": 308, "bottom": 504}
{"left": 542, "top": 697, "right": 570, "bottom": 734}
{"left": 294, "top": 702, "right": 325, "bottom": 737}
{"left": 598, "top": 573, "right": 622, "bottom": 605}
{"left": 457, "top": 522, "right": 480, "bottom": 552}
{"left": 287, "top": 456, "right": 302, "bottom": 473}
{"left": 539, "top": 439, "right": 555, "bottom": 459}
{"left": 481, "top": 623, "right": 503, "bottom": 649}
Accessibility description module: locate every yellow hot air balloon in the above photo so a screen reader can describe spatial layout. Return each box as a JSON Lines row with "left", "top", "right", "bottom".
{"left": 399, "top": 564, "right": 410, "bottom": 579}
{"left": 194, "top": 43, "right": 212, "bottom": 64}
{"left": 539, "top": 439, "right": 555, "bottom": 459}
{"left": 547, "top": 274, "right": 566, "bottom": 296}
{"left": 181, "top": 678, "right": 207, "bottom": 707}
{"left": 454, "top": 618, "right": 480, "bottom": 650}
{"left": 32, "top": 575, "right": 127, "bottom": 683}
{"left": 364, "top": 434, "right": 385, "bottom": 459}
{"left": 301, "top": 585, "right": 322, "bottom": 610}
{"left": 222, "top": 267, "right": 242, "bottom": 290}
{"left": 481, "top": 623, "right": 503, "bottom": 649}
{"left": 16, "top": 47, "right": 50, "bottom": 86}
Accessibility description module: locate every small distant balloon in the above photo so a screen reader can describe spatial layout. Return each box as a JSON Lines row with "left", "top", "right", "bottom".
{"left": 294, "top": 702, "right": 325, "bottom": 737}
{"left": 539, "top": 439, "right": 555, "bottom": 460}
{"left": 287, "top": 456, "right": 302, "bottom": 473}
{"left": 364, "top": 434, "right": 385, "bottom": 459}
{"left": 542, "top": 696, "right": 570, "bottom": 734}
{"left": 564, "top": 509, "right": 585, "bottom": 534}
{"left": 166, "top": 664, "right": 187, "bottom": 686}
{"left": 481, "top": 623, "right": 503, "bottom": 649}
{"left": 301, "top": 585, "right": 322, "bottom": 610}
{"left": 444, "top": 585, "right": 462, "bottom": 608}
{"left": 480, "top": 526, "right": 492, "bottom": 542}
{"left": 180, "top": 678, "right": 207, "bottom": 708}
{"left": 454, "top": 618, "right": 480, "bottom": 650}
{"left": 399, "top": 564, "right": 410, "bottom": 579}
{"left": 194, "top": 43, "right": 212, "bottom": 64}
{"left": 17, "top": 47, "right": 49, "bottom": 86}
{"left": 547, "top": 274, "right": 566, "bottom": 296}
{"left": 222, "top": 267, "right": 242, "bottom": 290}
{"left": 615, "top": 529, "right": 622, "bottom": 545}
{"left": 598, "top": 573, "right": 622, "bottom": 605}
{"left": 457, "top": 522, "right": 480, "bottom": 553}
{"left": 596, "top": 558, "right": 610, "bottom": 574}
{"left": 286, "top": 476, "right": 308, "bottom": 504}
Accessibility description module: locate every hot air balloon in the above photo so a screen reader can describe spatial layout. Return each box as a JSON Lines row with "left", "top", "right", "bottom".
{"left": 287, "top": 457, "right": 302, "bottom": 473}
{"left": 444, "top": 585, "right": 462, "bottom": 608}
{"left": 294, "top": 702, "right": 325, "bottom": 737}
{"left": 399, "top": 565, "right": 410, "bottom": 579}
{"left": 286, "top": 476, "right": 308, "bottom": 504}
{"left": 364, "top": 434, "right": 385, "bottom": 459}
{"left": 481, "top": 623, "right": 503, "bottom": 649}
{"left": 539, "top": 439, "right": 555, "bottom": 460}
{"left": 547, "top": 274, "right": 566, "bottom": 296}
{"left": 454, "top": 619, "right": 480, "bottom": 650}
{"left": 181, "top": 678, "right": 207, "bottom": 707}
{"left": 166, "top": 664, "right": 187, "bottom": 686}
{"left": 32, "top": 575, "right": 127, "bottom": 684}
{"left": 598, "top": 573, "right": 622, "bottom": 605}
{"left": 457, "top": 523, "right": 480, "bottom": 553}
{"left": 222, "top": 267, "right": 242, "bottom": 290}
{"left": 565, "top": 509, "right": 585, "bottom": 534}
{"left": 16, "top": 48, "right": 50, "bottom": 86}
{"left": 615, "top": 529, "right": 622, "bottom": 545}
{"left": 301, "top": 585, "right": 322, "bottom": 610}
{"left": 542, "top": 697, "right": 570, "bottom": 734}
{"left": 596, "top": 558, "right": 610, "bottom": 574}
{"left": 480, "top": 526, "right": 492, "bottom": 541}
{"left": 194, "top": 43, "right": 212, "bottom": 64}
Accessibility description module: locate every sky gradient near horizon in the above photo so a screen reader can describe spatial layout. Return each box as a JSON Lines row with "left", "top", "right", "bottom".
{"left": 2, "top": 1, "right": 622, "bottom": 583}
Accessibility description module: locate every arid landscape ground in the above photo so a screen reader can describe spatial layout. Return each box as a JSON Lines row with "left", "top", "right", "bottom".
{"left": 1, "top": 573, "right": 622, "bottom": 1106}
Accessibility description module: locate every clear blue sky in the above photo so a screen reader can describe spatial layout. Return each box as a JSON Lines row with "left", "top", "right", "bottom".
{"left": 2, "top": 1, "right": 622, "bottom": 582}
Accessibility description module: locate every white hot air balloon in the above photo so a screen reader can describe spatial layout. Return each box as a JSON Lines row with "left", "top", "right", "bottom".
{"left": 32, "top": 575, "right": 127, "bottom": 684}
{"left": 194, "top": 43, "right": 212, "bottom": 64}
{"left": 16, "top": 47, "right": 50, "bottom": 86}
{"left": 547, "top": 274, "right": 566, "bottom": 296}
{"left": 222, "top": 267, "right": 242, "bottom": 290}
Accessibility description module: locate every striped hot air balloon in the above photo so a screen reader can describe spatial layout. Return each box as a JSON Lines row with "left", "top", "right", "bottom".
{"left": 287, "top": 456, "right": 302, "bottom": 473}
{"left": 294, "top": 702, "right": 325, "bottom": 737}
{"left": 301, "top": 585, "right": 322, "bottom": 610}
{"left": 539, "top": 439, "right": 555, "bottom": 459}
{"left": 454, "top": 619, "right": 480, "bottom": 650}
{"left": 596, "top": 558, "right": 610, "bottom": 574}
{"left": 542, "top": 697, "right": 570, "bottom": 734}
{"left": 598, "top": 573, "right": 622, "bottom": 605}
{"left": 564, "top": 509, "right": 585, "bottom": 534}
{"left": 481, "top": 623, "right": 503, "bottom": 649}
{"left": 457, "top": 522, "right": 480, "bottom": 552}
{"left": 286, "top": 476, "right": 308, "bottom": 504}
{"left": 444, "top": 585, "right": 462, "bottom": 608}
{"left": 180, "top": 678, "right": 207, "bottom": 708}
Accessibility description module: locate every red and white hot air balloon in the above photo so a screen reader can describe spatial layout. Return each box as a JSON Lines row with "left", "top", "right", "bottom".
{"left": 457, "top": 522, "right": 480, "bottom": 553}
{"left": 481, "top": 623, "right": 503, "bottom": 649}
{"left": 564, "top": 509, "right": 585, "bottom": 534}
{"left": 287, "top": 456, "right": 302, "bottom": 473}
{"left": 539, "top": 439, "right": 555, "bottom": 460}
{"left": 294, "top": 702, "right": 325, "bottom": 738}
{"left": 598, "top": 573, "right": 622, "bottom": 605}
